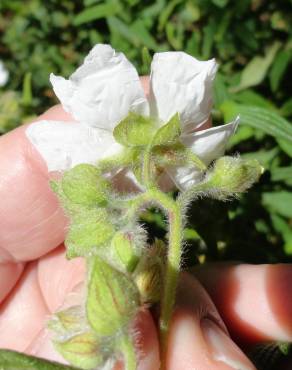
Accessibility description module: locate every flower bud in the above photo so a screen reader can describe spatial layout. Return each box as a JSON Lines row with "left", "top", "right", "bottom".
{"left": 62, "top": 163, "right": 110, "bottom": 207}
{"left": 54, "top": 332, "right": 103, "bottom": 370}
{"left": 86, "top": 257, "right": 140, "bottom": 337}
{"left": 112, "top": 231, "right": 139, "bottom": 272}
{"left": 134, "top": 239, "right": 165, "bottom": 304}
{"left": 207, "top": 156, "right": 263, "bottom": 196}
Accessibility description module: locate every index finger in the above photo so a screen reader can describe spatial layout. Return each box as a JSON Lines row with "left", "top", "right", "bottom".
{"left": 0, "top": 105, "right": 71, "bottom": 262}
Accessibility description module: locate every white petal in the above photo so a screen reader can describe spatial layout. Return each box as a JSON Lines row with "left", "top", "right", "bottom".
{"left": 26, "top": 120, "right": 122, "bottom": 172}
{"left": 166, "top": 118, "right": 239, "bottom": 190}
{"left": 0, "top": 61, "right": 9, "bottom": 87}
{"left": 149, "top": 52, "right": 217, "bottom": 131}
{"left": 50, "top": 44, "right": 149, "bottom": 131}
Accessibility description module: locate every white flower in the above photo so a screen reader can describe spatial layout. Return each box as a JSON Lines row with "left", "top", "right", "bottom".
{"left": 0, "top": 61, "right": 9, "bottom": 87}
{"left": 26, "top": 44, "right": 238, "bottom": 189}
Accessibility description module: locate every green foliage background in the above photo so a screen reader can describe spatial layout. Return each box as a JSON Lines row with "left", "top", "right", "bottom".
{"left": 0, "top": 0, "right": 292, "bottom": 264}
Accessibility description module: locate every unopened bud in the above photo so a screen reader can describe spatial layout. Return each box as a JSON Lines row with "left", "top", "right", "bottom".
{"left": 112, "top": 231, "right": 139, "bottom": 272}
{"left": 207, "top": 156, "right": 263, "bottom": 196}
{"left": 54, "top": 331, "right": 103, "bottom": 370}
{"left": 134, "top": 239, "right": 165, "bottom": 304}
{"left": 86, "top": 257, "right": 140, "bottom": 336}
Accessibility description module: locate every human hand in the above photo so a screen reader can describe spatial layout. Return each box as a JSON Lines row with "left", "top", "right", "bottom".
{"left": 0, "top": 84, "right": 291, "bottom": 370}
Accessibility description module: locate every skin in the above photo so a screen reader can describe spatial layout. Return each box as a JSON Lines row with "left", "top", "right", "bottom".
{"left": 0, "top": 77, "right": 291, "bottom": 369}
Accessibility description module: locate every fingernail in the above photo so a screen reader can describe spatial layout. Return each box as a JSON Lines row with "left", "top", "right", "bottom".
{"left": 201, "top": 318, "right": 256, "bottom": 370}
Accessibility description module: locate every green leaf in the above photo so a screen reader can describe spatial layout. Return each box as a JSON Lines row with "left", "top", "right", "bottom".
{"left": 269, "top": 49, "right": 292, "bottom": 92}
{"left": 86, "top": 256, "right": 140, "bottom": 336}
{"left": 212, "top": 0, "right": 229, "bottom": 8}
{"left": 107, "top": 17, "right": 139, "bottom": 47}
{"left": 227, "top": 125, "right": 254, "bottom": 148}
{"left": 271, "top": 215, "right": 292, "bottom": 255}
{"left": 0, "top": 349, "right": 77, "bottom": 369}
{"left": 66, "top": 209, "right": 114, "bottom": 258}
{"left": 158, "top": 0, "right": 183, "bottom": 32}
{"left": 241, "top": 148, "right": 279, "bottom": 169}
{"left": 22, "top": 72, "right": 32, "bottom": 107}
{"left": 130, "top": 20, "right": 159, "bottom": 50}
{"left": 280, "top": 98, "right": 292, "bottom": 117}
{"left": 113, "top": 112, "right": 156, "bottom": 147}
{"left": 271, "top": 166, "right": 292, "bottom": 184}
{"left": 61, "top": 164, "right": 110, "bottom": 207}
{"left": 221, "top": 101, "right": 292, "bottom": 143}
{"left": 233, "top": 90, "right": 275, "bottom": 109}
{"left": 73, "top": 3, "right": 119, "bottom": 25}
{"left": 262, "top": 192, "right": 292, "bottom": 218}
{"left": 213, "top": 73, "right": 231, "bottom": 108}
{"left": 141, "top": 46, "right": 152, "bottom": 73}
{"left": 277, "top": 138, "right": 292, "bottom": 158}
{"left": 152, "top": 113, "right": 181, "bottom": 146}
{"left": 54, "top": 332, "right": 103, "bottom": 370}
{"left": 232, "top": 42, "right": 281, "bottom": 92}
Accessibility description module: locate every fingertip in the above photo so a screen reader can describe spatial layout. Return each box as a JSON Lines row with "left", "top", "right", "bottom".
{"left": 134, "top": 309, "right": 160, "bottom": 370}
{"left": 194, "top": 263, "right": 292, "bottom": 345}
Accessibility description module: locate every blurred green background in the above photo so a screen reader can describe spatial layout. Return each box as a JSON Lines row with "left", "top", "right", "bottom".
{"left": 0, "top": 0, "right": 292, "bottom": 265}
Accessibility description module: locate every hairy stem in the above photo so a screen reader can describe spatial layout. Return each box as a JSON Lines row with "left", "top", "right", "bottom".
{"left": 125, "top": 189, "right": 184, "bottom": 366}
{"left": 159, "top": 199, "right": 183, "bottom": 363}
{"left": 142, "top": 143, "right": 154, "bottom": 188}
{"left": 119, "top": 336, "right": 137, "bottom": 370}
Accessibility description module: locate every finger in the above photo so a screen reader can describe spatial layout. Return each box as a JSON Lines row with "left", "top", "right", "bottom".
{"left": 0, "top": 262, "right": 49, "bottom": 353}
{"left": 0, "top": 262, "right": 24, "bottom": 303}
{"left": 166, "top": 273, "right": 256, "bottom": 370}
{"left": 0, "top": 105, "right": 72, "bottom": 262}
{"left": 193, "top": 263, "right": 292, "bottom": 346}
{"left": 1, "top": 246, "right": 159, "bottom": 369}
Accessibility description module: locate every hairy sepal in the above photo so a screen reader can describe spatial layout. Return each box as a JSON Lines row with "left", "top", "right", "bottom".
{"left": 113, "top": 112, "right": 156, "bottom": 147}
{"left": 65, "top": 208, "right": 115, "bottom": 259}
{"left": 54, "top": 332, "right": 104, "bottom": 370}
{"left": 86, "top": 256, "right": 140, "bottom": 337}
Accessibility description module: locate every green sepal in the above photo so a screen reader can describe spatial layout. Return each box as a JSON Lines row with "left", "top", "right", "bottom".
{"left": 0, "top": 349, "right": 77, "bottom": 369}
{"left": 65, "top": 209, "right": 115, "bottom": 259}
{"left": 152, "top": 142, "right": 187, "bottom": 167}
{"left": 112, "top": 231, "right": 140, "bottom": 272}
{"left": 152, "top": 113, "right": 181, "bottom": 146}
{"left": 54, "top": 332, "right": 103, "bottom": 370}
{"left": 62, "top": 164, "right": 110, "bottom": 207}
{"left": 48, "top": 305, "right": 85, "bottom": 335}
{"left": 86, "top": 256, "right": 140, "bottom": 336}
{"left": 113, "top": 112, "right": 156, "bottom": 147}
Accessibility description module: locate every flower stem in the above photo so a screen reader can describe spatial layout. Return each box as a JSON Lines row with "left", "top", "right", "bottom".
{"left": 142, "top": 143, "right": 154, "bottom": 188}
{"left": 126, "top": 189, "right": 184, "bottom": 365}
{"left": 159, "top": 199, "right": 183, "bottom": 363}
{"left": 119, "top": 336, "right": 137, "bottom": 370}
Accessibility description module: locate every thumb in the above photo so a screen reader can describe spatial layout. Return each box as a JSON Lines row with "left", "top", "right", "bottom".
{"left": 166, "top": 273, "right": 256, "bottom": 370}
